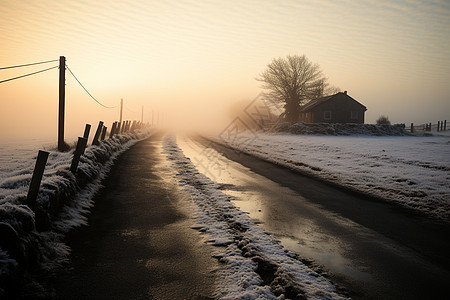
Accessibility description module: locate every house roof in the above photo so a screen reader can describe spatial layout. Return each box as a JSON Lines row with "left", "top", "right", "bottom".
{"left": 300, "top": 92, "right": 367, "bottom": 112}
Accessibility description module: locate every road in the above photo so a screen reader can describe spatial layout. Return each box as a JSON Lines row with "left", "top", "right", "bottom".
{"left": 52, "top": 133, "right": 450, "bottom": 299}
{"left": 177, "top": 135, "right": 450, "bottom": 300}
{"left": 52, "top": 133, "right": 218, "bottom": 299}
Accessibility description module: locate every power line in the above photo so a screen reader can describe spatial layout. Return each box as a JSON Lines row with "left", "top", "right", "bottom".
{"left": 66, "top": 65, "right": 118, "bottom": 109}
{"left": 0, "top": 65, "right": 58, "bottom": 84}
{"left": 0, "top": 59, "right": 59, "bottom": 70}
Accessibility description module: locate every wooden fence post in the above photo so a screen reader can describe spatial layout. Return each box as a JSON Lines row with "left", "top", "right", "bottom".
{"left": 437, "top": 121, "right": 440, "bottom": 132}
{"left": 444, "top": 120, "right": 447, "bottom": 131}
{"left": 116, "top": 122, "right": 121, "bottom": 134}
{"left": 92, "top": 121, "right": 104, "bottom": 145}
{"left": 110, "top": 122, "right": 117, "bottom": 138}
{"left": 83, "top": 124, "right": 91, "bottom": 139}
{"left": 70, "top": 137, "right": 87, "bottom": 173}
{"left": 114, "top": 121, "right": 119, "bottom": 135}
{"left": 410, "top": 123, "right": 414, "bottom": 133}
{"left": 27, "top": 150, "right": 49, "bottom": 209}
{"left": 101, "top": 126, "right": 107, "bottom": 140}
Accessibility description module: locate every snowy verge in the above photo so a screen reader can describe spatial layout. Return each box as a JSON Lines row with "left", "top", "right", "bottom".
{"left": 0, "top": 129, "right": 152, "bottom": 298}
{"left": 163, "top": 135, "right": 347, "bottom": 300}
{"left": 212, "top": 132, "right": 450, "bottom": 222}
{"left": 272, "top": 122, "right": 410, "bottom": 136}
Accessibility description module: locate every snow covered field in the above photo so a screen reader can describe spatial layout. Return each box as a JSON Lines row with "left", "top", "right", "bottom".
{"left": 216, "top": 131, "right": 450, "bottom": 222}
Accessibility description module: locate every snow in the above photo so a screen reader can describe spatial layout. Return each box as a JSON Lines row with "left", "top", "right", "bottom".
{"left": 163, "top": 134, "right": 347, "bottom": 299}
{"left": 0, "top": 129, "right": 152, "bottom": 297}
{"left": 215, "top": 131, "right": 450, "bottom": 222}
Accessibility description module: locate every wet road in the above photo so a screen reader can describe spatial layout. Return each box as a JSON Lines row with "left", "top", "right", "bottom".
{"left": 52, "top": 134, "right": 218, "bottom": 299}
{"left": 178, "top": 135, "right": 450, "bottom": 300}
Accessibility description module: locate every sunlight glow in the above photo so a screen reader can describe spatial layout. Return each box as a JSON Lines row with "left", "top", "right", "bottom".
{"left": 1, "top": 0, "right": 449, "bottom": 140}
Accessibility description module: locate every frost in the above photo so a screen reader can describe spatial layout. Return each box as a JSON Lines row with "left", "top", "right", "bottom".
{"left": 0, "top": 129, "right": 152, "bottom": 297}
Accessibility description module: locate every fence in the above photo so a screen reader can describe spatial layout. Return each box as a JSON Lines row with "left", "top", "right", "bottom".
{"left": 406, "top": 120, "right": 447, "bottom": 133}
{"left": 26, "top": 120, "right": 148, "bottom": 222}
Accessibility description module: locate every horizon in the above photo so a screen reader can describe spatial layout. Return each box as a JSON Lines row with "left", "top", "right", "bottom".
{"left": 1, "top": 0, "right": 449, "bottom": 140}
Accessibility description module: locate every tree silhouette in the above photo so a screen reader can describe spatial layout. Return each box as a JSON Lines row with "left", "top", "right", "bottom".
{"left": 257, "top": 55, "right": 332, "bottom": 123}
{"left": 376, "top": 115, "right": 391, "bottom": 125}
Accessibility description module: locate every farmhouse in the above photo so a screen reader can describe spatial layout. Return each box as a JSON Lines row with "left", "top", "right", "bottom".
{"left": 299, "top": 91, "right": 367, "bottom": 124}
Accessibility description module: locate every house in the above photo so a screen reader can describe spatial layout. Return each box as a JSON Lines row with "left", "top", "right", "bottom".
{"left": 298, "top": 91, "right": 367, "bottom": 124}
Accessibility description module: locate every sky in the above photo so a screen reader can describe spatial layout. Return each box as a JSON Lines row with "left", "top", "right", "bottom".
{"left": 1, "top": 0, "right": 449, "bottom": 141}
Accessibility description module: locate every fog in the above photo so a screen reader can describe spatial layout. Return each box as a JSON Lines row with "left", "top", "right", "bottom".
{"left": 1, "top": 0, "right": 449, "bottom": 142}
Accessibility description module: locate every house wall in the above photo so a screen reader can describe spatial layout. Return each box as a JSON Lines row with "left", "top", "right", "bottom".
{"left": 299, "top": 112, "right": 314, "bottom": 123}
{"left": 312, "top": 95, "right": 365, "bottom": 124}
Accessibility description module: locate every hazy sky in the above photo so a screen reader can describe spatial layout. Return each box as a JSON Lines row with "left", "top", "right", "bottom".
{"left": 1, "top": 0, "right": 449, "bottom": 140}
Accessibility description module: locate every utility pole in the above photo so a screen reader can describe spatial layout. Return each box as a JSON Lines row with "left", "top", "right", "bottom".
{"left": 58, "top": 56, "right": 66, "bottom": 152}
{"left": 119, "top": 98, "right": 123, "bottom": 124}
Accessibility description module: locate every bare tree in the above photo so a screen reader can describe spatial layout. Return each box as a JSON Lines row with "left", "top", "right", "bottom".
{"left": 376, "top": 115, "right": 391, "bottom": 125}
{"left": 256, "top": 55, "right": 331, "bottom": 123}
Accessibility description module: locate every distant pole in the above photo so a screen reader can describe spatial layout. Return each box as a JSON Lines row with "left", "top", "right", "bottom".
{"left": 58, "top": 56, "right": 66, "bottom": 151}
{"left": 120, "top": 98, "right": 123, "bottom": 124}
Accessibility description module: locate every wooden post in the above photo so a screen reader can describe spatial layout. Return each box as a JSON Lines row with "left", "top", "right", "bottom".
{"left": 120, "top": 121, "right": 126, "bottom": 133}
{"left": 70, "top": 137, "right": 87, "bottom": 174}
{"left": 444, "top": 120, "right": 447, "bottom": 131}
{"left": 92, "top": 121, "right": 104, "bottom": 145}
{"left": 100, "top": 126, "right": 107, "bottom": 140}
{"left": 437, "top": 121, "right": 440, "bottom": 132}
{"left": 58, "top": 56, "right": 66, "bottom": 151}
{"left": 27, "top": 150, "right": 49, "bottom": 209}
{"left": 116, "top": 122, "right": 121, "bottom": 134}
{"left": 410, "top": 123, "right": 414, "bottom": 133}
{"left": 110, "top": 122, "right": 117, "bottom": 138}
{"left": 114, "top": 121, "right": 119, "bottom": 135}
{"left": 83, "top": 124, "right": 91, "bottom": 139}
